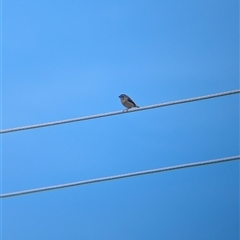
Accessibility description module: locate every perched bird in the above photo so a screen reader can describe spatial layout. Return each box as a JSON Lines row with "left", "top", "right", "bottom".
{"left": 119, "top": 94, "right": 139, "bottom": 111}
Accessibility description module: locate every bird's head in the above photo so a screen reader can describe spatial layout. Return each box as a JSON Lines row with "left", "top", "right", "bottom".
{"left": 119, "top": 94, "right": 127, "bottom": 99}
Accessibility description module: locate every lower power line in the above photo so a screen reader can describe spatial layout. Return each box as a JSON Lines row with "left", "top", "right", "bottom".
{"left": 0, "top": 155, "right": 239, "bottom": 198}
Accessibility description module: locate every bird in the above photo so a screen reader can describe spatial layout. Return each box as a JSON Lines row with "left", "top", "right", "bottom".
{"left": 119, "top": 94, "right": 139, "bottom": 111}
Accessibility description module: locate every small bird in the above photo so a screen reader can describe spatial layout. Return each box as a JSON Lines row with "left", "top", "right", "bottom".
{"left": 119, "top": 94, "right": 139, "bottom": 111}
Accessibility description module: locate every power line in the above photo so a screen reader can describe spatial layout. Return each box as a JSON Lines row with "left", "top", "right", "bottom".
{"left": 0, "top": 89, "right": 239, "bottom": 134}
{"left": 0, "top": 1, "right": 3, "bottom": 239}
{"left": 0, "top": 155, "right": 239, "bottom": 198}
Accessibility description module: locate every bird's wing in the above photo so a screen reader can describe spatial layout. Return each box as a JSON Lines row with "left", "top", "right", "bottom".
{"left": 127, "top": 97, "right": 137, "bottom": 106}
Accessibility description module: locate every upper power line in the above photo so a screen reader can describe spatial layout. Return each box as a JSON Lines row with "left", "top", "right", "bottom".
{"left": 0, "top": 89, "right": 239, "bottom": 134}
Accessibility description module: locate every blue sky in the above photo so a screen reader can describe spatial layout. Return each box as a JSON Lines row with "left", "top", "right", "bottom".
{"left": 1, "top": 1, "right": 239, "bottom": 239}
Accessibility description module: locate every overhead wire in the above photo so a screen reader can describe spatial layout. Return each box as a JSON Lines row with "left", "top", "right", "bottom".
{"left": 0, "top": 155, "right": 239, "bottom": 198}
{"left": 0, "top": 1, "right": 3, "bottom": 238}
{"left": 0, "top": 90, "right": 239, "bottom": 199}
{"left": 0, "top": 89, "right": 239, "bottom": 134}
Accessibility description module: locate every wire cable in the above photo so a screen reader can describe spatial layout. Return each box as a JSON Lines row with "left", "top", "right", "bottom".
{"left": 0, "top": 89, "right": 239, "bottom": 134}
{"left": 0, "top": 1, "right": 3, "bottom": 238}
{"left": 0, "top": 155, "right": 239, "bottom": 198}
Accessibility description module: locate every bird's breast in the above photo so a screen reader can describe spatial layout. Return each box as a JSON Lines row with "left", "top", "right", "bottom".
{"left": 121, "top": 98, "right": 127, "bottom": 104}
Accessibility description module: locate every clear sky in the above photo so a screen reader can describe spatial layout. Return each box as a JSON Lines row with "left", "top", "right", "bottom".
{"left": 1, "top": 1, "right": 239, "bottom": 239}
